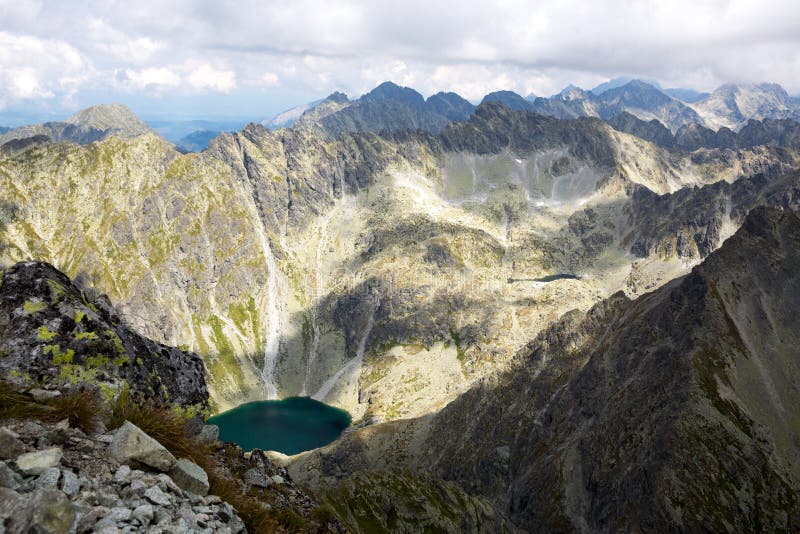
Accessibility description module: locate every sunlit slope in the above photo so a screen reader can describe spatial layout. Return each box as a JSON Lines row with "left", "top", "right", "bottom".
{"left": 1, "top": 103, "right": 798, "bottom": 417}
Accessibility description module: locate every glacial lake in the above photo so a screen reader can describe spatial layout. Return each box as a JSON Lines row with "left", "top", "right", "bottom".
{"left": 207, "top": 396, "right": 351, "bottom": 455}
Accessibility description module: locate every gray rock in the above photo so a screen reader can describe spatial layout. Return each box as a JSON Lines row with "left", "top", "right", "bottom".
{"left": 34, "top": 467, "right": 61, "bottom": 489}
{"left": 0, "top": 461, "right": 22, "bottom": 490}
{"left": 197, "top": 425, "right": 219, "bottom": 443}
{"left": 95, "top": 433, "right": 115, "bottom": 444}
{"left": 15, "top": 447, "right": 62, "bottom": 475}
{"left": 271, "top": 475, "right": 285, "bottom": 484}
{"left": 168, "top": 459, "right": 209, "bottom": 496}
{"left": 106, "top": 506, "right": 132, "bottom": 522}
{"left": 0, "top": 427, "right": 27, "bottom": 459}
{"left": 120, "top": 479, "right": 146, "bottom": 500}
{"left": 76, "top": 506, "right": 109, "bottom": 532}
{"left": 144, "top": 486, "right": 171, "bottom": 506}
{"left": 113, "top": 464, "right": 131, "bottom": 483}
{"left": 243, "top": 468, "right": 272, "bottom": 488}
{"left": 108, "top": 421, "right": 176, "bottom": 472}
{"left": 29, "top": 488, "right": 79, "bottom": 534}
{"left": 131, "top": 504, "right": 154, "bottom": 525}
{"left": 60, "top": 469, "right": 80, "bottom": 497}
{"left": 0, "top": 487, "right": 33, "bottom": 533}
{"left": 156, "top": 472, "right": 182, "bottom": 494}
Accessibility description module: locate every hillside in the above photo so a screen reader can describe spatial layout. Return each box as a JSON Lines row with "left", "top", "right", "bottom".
{"left": 1, "top": 100, "right": 798, "bottom": 420}
{"left": 289, "top": 207, "right": 800, "bottom": 532}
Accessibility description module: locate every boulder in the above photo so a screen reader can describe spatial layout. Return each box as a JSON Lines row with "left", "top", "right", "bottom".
{"left": 15, "top": 447, "right": 62, "bottom": 475}
{"left": 34, "top": 467, "right": 61, "bottom": 489}
{"left": 29, "top": 489, "right": 79, "bottom": 534}
{"left": 0, "top": 427, "right": 27, "bottom": 459}
{"left": 60, "top": 469, "right": 80, "bottom": 497}
{"left": 131, "top": 504, "right": 155, "bottom": 525}
{"left": 108, "top": 421, "right": 176, "bottom": 472}
{"left": 169, "top": 459, "right": 209, "bottom": 496}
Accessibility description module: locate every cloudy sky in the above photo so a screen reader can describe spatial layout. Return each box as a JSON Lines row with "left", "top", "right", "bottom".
{"left": 1, "top": 0, "right": 799, "bottom": 123}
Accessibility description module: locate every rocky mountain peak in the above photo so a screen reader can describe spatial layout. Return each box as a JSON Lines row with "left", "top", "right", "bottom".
{"left": 322, "top": 91, "right": 349, "bottom": 104}
{"left": 362, "top": 81, "right": 425, "bottom": 108}
{"left": 598, "top": 79, "right": 671, "bottom": 106}
{"left": 480, "top": 90, "right": 532, "bottom": 110}
{"left": 65, "top": 103, "right": 149, "bottom": 135}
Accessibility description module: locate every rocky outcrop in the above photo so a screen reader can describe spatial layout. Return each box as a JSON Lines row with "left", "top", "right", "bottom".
{"left": 0, "top": 261, "right": 208, "bottom": 408}
{"left": 607, "top": 111, "right": 675, "bottom": 148}
{"left": 290, "top": 208, "right": 800, "bottom": 532}
{"left": 323, "top": 471, "right": 519, "bottom": 533}
{"left": 628, "top": 168, "right": 800, "bottom": 259}
{"left": 608, "top": 113, "right": 800, "bottom": 152}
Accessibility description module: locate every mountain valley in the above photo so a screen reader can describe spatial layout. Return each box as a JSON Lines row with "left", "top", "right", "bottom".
{"left": 1, "top": 77, "right": 800, "bottom": 532}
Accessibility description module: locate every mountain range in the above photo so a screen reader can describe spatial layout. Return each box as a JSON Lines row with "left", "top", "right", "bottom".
{"left": 260, "top": 79, "right": 800, "bottom": 138}
{"left": 1, "top": 77, "right": 800, "bottom": 531}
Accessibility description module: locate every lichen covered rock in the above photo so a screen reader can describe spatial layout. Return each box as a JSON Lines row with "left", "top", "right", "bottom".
{"left": 0, "top": 261, "right": 208, "bottom": 408}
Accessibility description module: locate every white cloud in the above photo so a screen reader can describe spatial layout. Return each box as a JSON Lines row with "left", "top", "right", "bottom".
{"left": 1, "top": 0, "right": 799, "bottom": 117}
{"left": 0, "top": 31, "right": 90, "bottom": 108}
{"left": 86, "top": 18, "right": 165, "bottom": 64}
{"left": 186, "top": 63, "right": 237, "bottom": 93}
{"left": 259, "top": 72, "right": 280, "bottom": 86}
{"left": 121, "top": 67, "right": 181, "bottom": 91}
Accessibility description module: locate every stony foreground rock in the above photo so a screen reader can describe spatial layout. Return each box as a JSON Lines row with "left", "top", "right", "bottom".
{"left": 108, "top": 421, "right": 177, "bottom": 472}
{"left": 0, "top": 420, "right": 245, "bottom": 533}
{"left": 168, "top": 459, "right": 210, "bottom": 496}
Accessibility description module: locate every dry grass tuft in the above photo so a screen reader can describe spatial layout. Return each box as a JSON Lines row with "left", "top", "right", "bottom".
{"left": 0, "top": 381, "right": 50, "bottom": 420}
{"left": 48, "top": 388, "right": 104, "bottom": 434}
{"left": 0, "top": 381, "right": 101, "bottom": 433}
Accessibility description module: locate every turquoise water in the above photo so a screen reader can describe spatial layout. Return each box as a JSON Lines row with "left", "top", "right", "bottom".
{"left": 207, "top": 397, "right": 351, "bottom": 455}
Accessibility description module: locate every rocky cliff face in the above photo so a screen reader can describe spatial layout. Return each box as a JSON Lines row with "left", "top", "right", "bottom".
{"left": 608, "top": 113, "right": 800, "bottom": 152}
{"left": 0, "top": 262, "right": 207, "bottom": 408}
{"left": 288, "top": 207, "right": 800, "bottom": 532}
{"left": 1, "top": 101, "right": 798, "bottom": 419}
